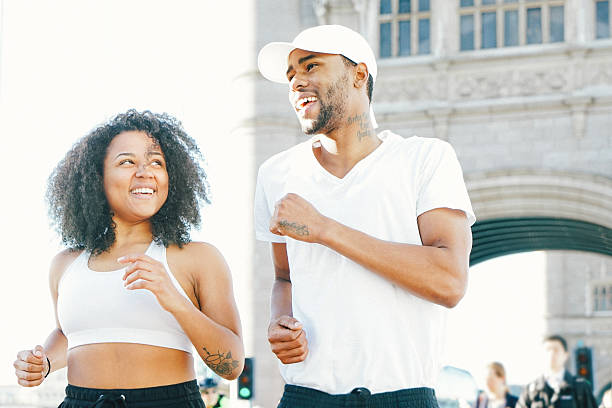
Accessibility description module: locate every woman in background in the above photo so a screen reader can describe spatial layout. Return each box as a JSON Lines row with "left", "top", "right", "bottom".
{"left": 476, "top": 362, "right": 519, "bottom": 408}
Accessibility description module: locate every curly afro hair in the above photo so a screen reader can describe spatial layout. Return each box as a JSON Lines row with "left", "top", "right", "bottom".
{"left": 47, "top": 110, "right": 210, "bottom": 254}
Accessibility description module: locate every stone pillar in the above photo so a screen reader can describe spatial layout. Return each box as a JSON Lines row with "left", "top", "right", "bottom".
{"left": 431, "top": 0, "right": 458, "bottom": 57}
{"left": 314, "top": 0, "right": 361, "bottom": 29}
{"left": 428, "top": 107, "right": 452, "bottom": 141}
{"left": 239, "top": 2, "right": 309, "bottom": 407}
{"left": 566, "top": 95, "right": 592, "bottom": 139}
{"left": 566, "top": 0, "right": 595, "bottom": 43}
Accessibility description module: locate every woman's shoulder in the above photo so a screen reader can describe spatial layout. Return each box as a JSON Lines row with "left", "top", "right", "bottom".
{"left": 49, "top": 248, "right": 83, "bottom": 292}
{"left": 166, "top": 242, "right": 229, "bottom": 277}
{"left": 167, "top": 241, "right": 224, "bottom": 259}
{"left": 165, "top": 242, "right": 231, "bottom": 306}
{"left": 50, "top": 248, "right": 82, "bottom": 273}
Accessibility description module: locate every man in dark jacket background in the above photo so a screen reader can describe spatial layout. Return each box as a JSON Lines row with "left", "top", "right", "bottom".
{"left": 517, "top": 335, "right": 597, "bottom": 408}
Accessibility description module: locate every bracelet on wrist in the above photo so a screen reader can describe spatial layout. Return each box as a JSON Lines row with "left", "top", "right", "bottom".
{"left": 44, "top": 357, "right": 51, "bottom": 378}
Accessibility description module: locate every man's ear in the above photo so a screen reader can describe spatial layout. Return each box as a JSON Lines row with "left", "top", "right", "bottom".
{"left": 354, "top": 62, "right": 369, "bottom": 89}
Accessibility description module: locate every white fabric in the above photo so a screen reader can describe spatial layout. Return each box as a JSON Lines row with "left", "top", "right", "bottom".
{"left": 254, "top": 130, "right": 475, "bottom": 394}
{"left": 545, "top": 369, "right": 566, "bottom": 391}
{"left": 57, "top": 241, "right": 193, "bottom": 353}
{"left": 490, "top": 398, "right": 507, "bottom": 408}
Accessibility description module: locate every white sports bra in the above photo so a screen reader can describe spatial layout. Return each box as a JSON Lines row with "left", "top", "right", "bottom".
{"left": 57, "top": 241, "right": 193, "bottom": 353}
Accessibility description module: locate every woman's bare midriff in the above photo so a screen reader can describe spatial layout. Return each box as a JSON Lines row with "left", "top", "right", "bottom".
{"left": 67, "top": 343, "right": 196, "bottom": 389}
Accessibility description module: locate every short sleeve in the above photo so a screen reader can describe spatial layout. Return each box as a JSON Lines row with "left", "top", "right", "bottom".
{"left": 254, "top": 166, "right": 286, "bottom": 243}
{"left": 416, "top": 141, "right": 476, "bottom": 226}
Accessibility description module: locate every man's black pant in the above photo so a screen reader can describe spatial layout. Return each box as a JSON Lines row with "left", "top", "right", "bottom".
{"left": 277, "top": 384, "right": 440, "bottom": 408}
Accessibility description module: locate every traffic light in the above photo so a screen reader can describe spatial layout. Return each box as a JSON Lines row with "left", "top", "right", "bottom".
{"left": 575, "top": 347, "right": 593, "bottom": 389}
{"left": 238, "top": 357, "right": 254, "bottom": 400}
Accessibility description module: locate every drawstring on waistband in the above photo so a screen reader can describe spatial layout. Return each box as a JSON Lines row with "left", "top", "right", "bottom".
{"left": 91, "top": 393, "right": 127, "bottom": 408}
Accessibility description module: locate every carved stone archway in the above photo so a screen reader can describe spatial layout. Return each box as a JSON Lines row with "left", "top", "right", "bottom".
{"left": 466, "top": 170, "right": 612, "bottom": 265}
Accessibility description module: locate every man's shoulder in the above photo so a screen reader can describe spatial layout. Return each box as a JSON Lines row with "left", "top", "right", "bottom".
{"left": 258, "top": 139, "right": 310, "bottom": 176}
{"left": 571, "top": 376, "right": 593, "bottom": 392}
{"left": 382, "top": 133, "right": 459, "bottom": 178}
{"left": 381, "top": 131, "right": 452, "bottom": 156}
{"left": 563, "top": 371, "right": 590, "bottom": 389}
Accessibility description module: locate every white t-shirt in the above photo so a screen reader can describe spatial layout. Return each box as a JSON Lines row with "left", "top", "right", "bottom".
{"left": 545, "top": 369, "right": 566, "bottom": 391}
{"left": 254, "top": 130, "right": 476, "bottom": 394}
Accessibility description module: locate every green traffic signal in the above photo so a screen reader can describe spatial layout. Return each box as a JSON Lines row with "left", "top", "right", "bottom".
{"left": 238, "top": 357, "right": 254, "bottom": 400}
{"left": 239, "top": 387, "right": 252, "bottom": 399}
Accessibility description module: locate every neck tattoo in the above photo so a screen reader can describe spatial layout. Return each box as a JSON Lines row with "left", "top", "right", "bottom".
{"left": 347, "top": 112, "right": 373, "bottom": 141}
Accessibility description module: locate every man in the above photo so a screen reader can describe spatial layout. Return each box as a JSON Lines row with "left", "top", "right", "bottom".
{"left": 517, "top": 335, "right": 597, "bottom": 408}
{"left": 255, "top": 24, "right": 475, "bottom": 408}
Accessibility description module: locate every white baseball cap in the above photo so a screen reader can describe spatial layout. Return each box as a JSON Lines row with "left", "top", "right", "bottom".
{"left": 258, "top": 24, "right": 378, "bottom": 127}
{"left": 258, "top": 24, "right": 377, "bottom": 84}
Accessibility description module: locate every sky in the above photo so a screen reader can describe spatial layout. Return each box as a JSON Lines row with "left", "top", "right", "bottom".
{"left": 445, "top": 251, "right": 548, "bottom": 389}
{"left": 0, "top": 0, "right": 255, "bottom": 386}
{"left": 0, "top": 0, "right": 549, "bottom": 391}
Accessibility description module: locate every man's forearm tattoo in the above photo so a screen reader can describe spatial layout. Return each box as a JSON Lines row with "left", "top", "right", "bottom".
{"left": 202, "top": 347, "right": 240, "bottom": 376}
{"left": 279, "top": 220, "right": 309, "bottom": 236}
{"left": 347, "top": 111, "right": 373, "bottom": 141}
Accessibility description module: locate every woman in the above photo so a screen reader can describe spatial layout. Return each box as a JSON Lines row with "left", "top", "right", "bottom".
{"left": 13, "top": 110, "right": 244, "bottom": 407}
{"left": 476, "top": 362, "right": 518, "bottom": 408}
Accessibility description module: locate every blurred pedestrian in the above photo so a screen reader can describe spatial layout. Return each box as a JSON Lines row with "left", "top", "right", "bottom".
{"left": 517, "top": 335, "right": 597, "bottom": 408}
{"left": 199, "top": 378, "right": 229, "bottom": 408}
{"left": 476, "top": 362, "right": 518, "bottom": 408}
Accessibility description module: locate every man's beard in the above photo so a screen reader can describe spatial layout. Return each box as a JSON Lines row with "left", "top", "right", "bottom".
{"left": 302, "top": 75, "right": 348, "bottom": 135}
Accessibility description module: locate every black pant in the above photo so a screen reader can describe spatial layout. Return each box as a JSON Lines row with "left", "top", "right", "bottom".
{"left": 58, "top": 380, "right": 205, "bottom": 408}
{"left": 278, "top": 384, "right": 440, "bottom": 408}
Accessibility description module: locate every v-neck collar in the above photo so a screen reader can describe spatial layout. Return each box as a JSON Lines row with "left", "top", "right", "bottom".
{"left": 306, "top": 130, "right": 392, "bottom": 183}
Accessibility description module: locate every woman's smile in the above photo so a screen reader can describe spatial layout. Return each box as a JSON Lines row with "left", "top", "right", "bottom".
{"left": 103, "top": 130, "right": 169, "bottom": 222}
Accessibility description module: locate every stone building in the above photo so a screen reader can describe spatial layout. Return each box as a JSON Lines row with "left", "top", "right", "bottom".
{"left": 236, "top": 1, "right": 612, "bottom": 407}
